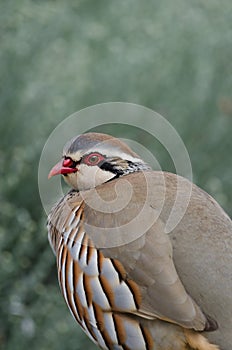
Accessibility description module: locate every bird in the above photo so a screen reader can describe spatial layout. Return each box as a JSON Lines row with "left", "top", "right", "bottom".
{"left": 47, "top": 132, "right": 232, "bottom": 350}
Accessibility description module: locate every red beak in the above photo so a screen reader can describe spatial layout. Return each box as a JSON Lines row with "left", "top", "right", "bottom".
{"left": 48, "top": 159, "right": 78, "bottom": 179}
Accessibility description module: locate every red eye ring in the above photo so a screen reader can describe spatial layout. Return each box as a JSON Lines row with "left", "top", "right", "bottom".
{"left": 84, "top": 153, "right": 104, "bottom": 166}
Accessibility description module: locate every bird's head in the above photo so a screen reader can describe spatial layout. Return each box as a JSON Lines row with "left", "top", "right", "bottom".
{"left": 48, "top": 132, "right": 150, "bottom": 190}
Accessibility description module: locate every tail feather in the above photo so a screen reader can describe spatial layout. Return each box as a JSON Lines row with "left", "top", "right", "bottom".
{"left": 203, "top": 314, "right": 218, "bottom": 332}
{"left": 184, "top": 329, "right": 220, "bottom": 350}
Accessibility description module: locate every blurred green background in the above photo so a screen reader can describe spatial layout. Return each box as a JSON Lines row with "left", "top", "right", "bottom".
{"left": 0, "top": 1, "right": 231, "bottom": 349}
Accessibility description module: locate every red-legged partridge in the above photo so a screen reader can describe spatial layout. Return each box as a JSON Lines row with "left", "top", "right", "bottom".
{"left": 47, "top": 132, "right": 232, "bottom": 350}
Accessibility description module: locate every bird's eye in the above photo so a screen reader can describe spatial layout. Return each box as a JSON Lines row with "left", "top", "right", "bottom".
{"left": 84, "top": 153, "right": 104, "bottom": 166}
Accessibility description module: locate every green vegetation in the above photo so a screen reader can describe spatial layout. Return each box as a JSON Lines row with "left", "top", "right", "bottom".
{"left": 0, "top": 1, "right": 231, "bottom": 349}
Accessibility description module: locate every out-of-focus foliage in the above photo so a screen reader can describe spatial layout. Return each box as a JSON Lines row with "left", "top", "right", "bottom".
{"left": 0, "top": 1, "right": 231, "bottom": 349}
